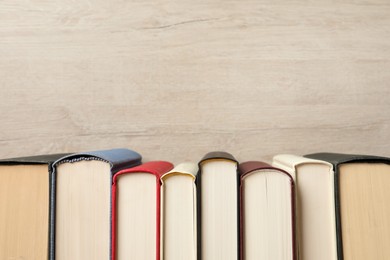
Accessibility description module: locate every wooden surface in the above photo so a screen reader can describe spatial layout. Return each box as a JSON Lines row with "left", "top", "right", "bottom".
{"left": 0, "top": 0, "right": 389, "bottom": 164}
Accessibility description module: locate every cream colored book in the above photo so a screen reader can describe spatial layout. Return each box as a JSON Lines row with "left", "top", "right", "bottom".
{"left": 272, "top": 154, "right": 337, "bottom": 260}
{"left": 160, "top": 162, "right": 198, "bottom": 260}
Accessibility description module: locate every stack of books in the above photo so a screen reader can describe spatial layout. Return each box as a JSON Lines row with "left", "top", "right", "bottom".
{"left": 0, "top": 148, "right": 389, "bottom": 260}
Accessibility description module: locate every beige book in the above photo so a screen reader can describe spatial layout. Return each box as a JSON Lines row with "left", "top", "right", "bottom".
{"left": 338, "top": 163, "right": 390, "bottom": 260}
{"left": 160, "top": 162, "right": 198, "bottom": 260}
{"left": 0, "top": 154, "right": 68, "bottom": 260}
{"left": 273, "top": 154, "right": 337, "bottom": 260}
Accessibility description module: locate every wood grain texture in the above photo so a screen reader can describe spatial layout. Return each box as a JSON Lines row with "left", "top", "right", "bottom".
{"left": 0, "top": 0, "right": 389, "bottom": 164}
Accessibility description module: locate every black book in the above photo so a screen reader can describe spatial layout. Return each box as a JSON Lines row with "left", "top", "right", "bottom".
{"left": 196, "top": 151, "right": 239, "bottom": 260}
{"left": 0, "top": 153, "right": 70, "bottom": 260}
{"left": 305, "top": 152, "right": 390, "bottom": 260}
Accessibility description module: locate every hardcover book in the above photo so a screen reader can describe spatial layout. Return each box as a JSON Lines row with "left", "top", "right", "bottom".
{"left": 0, "top": 153, "right": 69, "bottom": 260}
{"left": 272, "top": 154, "right": 336, "bottom": 260}
{"left": 239, "top": 161, "right": 296, "bottom": 260}
{"left": 197, "top": 151, "right": 239, "bottom": 260}
{"left": 305, "top": 153, "right": 390, "bottom": 260}
{"left": 161, "top": 162, "right": 198, "bottom": 260}
{"left": 50, "top": 148, "right": 142, "bottom": 260}
{"left": 112, "top": 161, "right": 173, "bottom": 260}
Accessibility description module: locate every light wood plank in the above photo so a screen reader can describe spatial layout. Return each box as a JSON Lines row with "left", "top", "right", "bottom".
{"left": 0, "top": 0, "right": 388, "bottom": 163}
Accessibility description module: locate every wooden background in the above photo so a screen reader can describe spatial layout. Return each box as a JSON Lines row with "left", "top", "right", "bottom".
{"left": 0, "top": 0, "right": 389, "bottom": 164}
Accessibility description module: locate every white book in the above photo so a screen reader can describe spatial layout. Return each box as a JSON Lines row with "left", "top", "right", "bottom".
{"left": 160, "top": 162, "right": 198, "bottom": 260}
{"left": 272, "top": 154, "right": 337, "bottom": 260}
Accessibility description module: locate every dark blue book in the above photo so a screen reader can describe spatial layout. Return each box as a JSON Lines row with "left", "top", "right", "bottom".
{"left": 49, "top": 148, "right": 142, "bottom": 260}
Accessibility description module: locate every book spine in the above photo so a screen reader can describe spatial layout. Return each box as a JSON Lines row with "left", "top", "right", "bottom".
{"left": 196, "top": 170, "right": 202, "bottom": 260}
{"left": 49, "top": 165, "right": 56, "bottom": 260}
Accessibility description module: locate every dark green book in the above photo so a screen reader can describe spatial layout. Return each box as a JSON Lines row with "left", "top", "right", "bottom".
{"left": 305, "top": 152, "right": 390, "bottom": 260}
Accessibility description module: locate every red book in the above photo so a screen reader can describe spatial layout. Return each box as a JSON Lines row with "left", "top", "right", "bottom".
{"left": 239, "top": 161, "right": 296, "bottom": 260}
{"left": 111, "top": 161, "right": 174, "bottom": 260}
